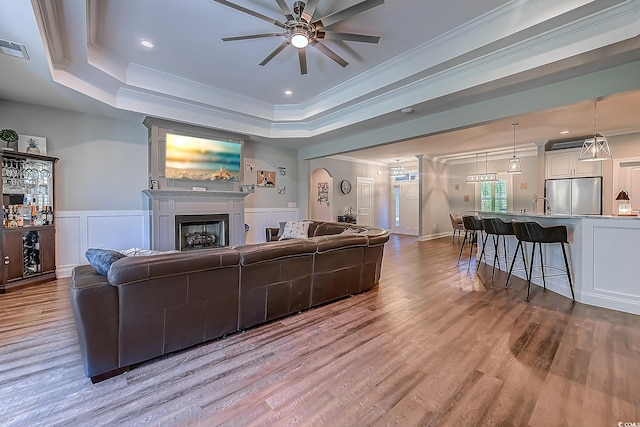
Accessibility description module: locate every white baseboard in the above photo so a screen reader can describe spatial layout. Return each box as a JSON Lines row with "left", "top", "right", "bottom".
{"left": 417, "top": 231, "right": 451, "bottom": 241}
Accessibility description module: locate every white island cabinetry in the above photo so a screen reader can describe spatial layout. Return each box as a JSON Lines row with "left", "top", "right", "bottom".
{"left": 476, "top": 212, "right": 640, "bottom": 315}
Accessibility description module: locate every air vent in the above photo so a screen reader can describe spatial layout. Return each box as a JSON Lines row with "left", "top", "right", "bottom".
{"left": 0, "top": 39, "right": 29, "bottom": 60}
{"left": 545, "top": 136, "right": 596, "bottom": 151}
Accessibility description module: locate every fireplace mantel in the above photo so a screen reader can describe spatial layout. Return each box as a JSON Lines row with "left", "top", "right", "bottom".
{"left": 142, "top": 189, "right": 250, "bottom": 251}
{"left": 143, "top": 189, "right": 250, "bottom": 201}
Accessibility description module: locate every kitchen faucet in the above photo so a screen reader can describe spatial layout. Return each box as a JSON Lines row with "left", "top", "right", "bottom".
{"left": 532, "top": 197, "right": 554, "bottom": 214}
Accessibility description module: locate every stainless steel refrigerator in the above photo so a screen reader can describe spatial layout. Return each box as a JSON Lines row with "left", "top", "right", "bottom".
{"left": 544, "top": 176, "right": 602, "bottom": 215}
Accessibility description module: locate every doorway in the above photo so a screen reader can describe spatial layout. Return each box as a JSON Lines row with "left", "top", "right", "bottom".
{"left": 357, "top": 177, "right": 374, "bottom": 226}
{"left": 391, "top": 181, "right": 419, "bottom": 235}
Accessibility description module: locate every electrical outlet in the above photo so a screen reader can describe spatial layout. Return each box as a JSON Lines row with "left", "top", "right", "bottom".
{"left": 288, "top": 202, "right": 296, "bottom": 208}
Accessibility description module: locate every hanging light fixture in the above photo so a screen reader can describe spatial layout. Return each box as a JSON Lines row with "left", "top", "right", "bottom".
{"left": 466, "top": 152, "right": 497, "bottom": 183}
{"left": 389, "top": 160, "right": 407, "bottom": 177}
{"left": 507, "top": 123, "right": 522, "bottom": 174}
{"left": 578, "top": 99, "right": 612, "bottom": 161}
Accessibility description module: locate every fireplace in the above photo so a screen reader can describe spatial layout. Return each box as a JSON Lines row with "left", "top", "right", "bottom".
{"left": 143, "top": 189, "right": 249, "bottom": 251}
{"left": 176, "top": 214, "right": 229, "bottom": 251}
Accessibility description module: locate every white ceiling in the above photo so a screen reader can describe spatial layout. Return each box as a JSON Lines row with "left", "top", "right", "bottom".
{"left": 1, "top": 0, "right": 640, "bottom": 164}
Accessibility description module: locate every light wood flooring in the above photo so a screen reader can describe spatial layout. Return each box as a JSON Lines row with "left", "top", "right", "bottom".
{"left": 1, "top": 235, "right": 639, "bottom": 426}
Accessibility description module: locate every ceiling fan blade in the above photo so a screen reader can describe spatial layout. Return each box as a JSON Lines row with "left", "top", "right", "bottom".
{"left": 300, "top": 0, "right": 320, "bottom": 22}
{"left": 298, "top": 48, "right": 308, "bottom": 75}
{"left": 259, "top": 40, "right": 290, "bottom": 66}
{"left": 314, "top": 0, "right": 384, "bottom": 28}
{"left": 274, "top": 0, "right": 295, "bottom": 21}
{"left": 317, "top": 31, "right": 380, "bottom": 44}
{"left": 310, "top": 40, "right": 348, "bottom": 67}
{"left": 213, "top": 0, "right": 287, "bottom": 29}
{"left": 222, "top": 32, "right": 285, "bottom": 41}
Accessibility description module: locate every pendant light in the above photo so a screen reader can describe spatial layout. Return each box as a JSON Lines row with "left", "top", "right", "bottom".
{"left": 578, "top": 99, "right": 612, "bottom": 161}
{"left": 466, "top": 152, "right": 497, "bottom": 183}
{"left": 507, "top": 123, "right": 522, "bottom": 174}
{"left": 389, "top": 160, "right": 407, "bottom": 176}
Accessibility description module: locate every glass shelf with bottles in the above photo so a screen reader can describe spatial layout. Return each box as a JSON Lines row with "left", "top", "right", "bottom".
{"left": 2, "top": 155, "right": 55, "bottom": 229}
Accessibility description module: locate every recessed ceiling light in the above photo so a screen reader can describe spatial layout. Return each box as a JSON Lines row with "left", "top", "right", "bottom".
{"left": 560, "top": 130, "right": 571, "bottom": 134}
{"left": 284, "top": 90, "right": 293, "bottom": 95}
{"left": 140, "top": 39, "right": 154, "bottom": 48}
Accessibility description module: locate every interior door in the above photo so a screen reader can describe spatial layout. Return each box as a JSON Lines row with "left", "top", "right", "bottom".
{"left": 400, "top": 181, "right": 419, "bottom": 235}
{"left": 357, "top": 177, "right": 374, "bottom": 226}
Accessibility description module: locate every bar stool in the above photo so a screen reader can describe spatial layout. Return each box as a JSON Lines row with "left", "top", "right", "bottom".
{"left": 506, "top": 221, "right": 575, "bottom": 301}
{"left": 479, "top": 218, "right": 514, "bottom": 281}
{"left": 457, "top": 215, "right": 483, "bottom": 268}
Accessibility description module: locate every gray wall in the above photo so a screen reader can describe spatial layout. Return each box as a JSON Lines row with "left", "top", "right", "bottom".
{"left": 242, "top": 139, "right": 298, "bottom": 209}
{"left": 308, "top": 157, "right": 391, "bottom": 229}
{"left": 0, "top": 100, "right": 301, "bottom": 212}
{"left": 0, "top": 100, "right": 148, "bottom": 211}
{"left": 420, "top": 158, "right": 451, "bottom": 237}
{"left": 445, "top": 154, "right": 539, "bottom": 232}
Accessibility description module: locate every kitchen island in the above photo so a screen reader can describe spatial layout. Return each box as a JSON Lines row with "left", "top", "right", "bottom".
{"left": 473, "top": 212, "right": 640, "bottom": 315}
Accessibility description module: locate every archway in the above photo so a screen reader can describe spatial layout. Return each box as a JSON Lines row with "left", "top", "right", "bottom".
{"left": 310, "top": 167, "right": 333, "bottom": 221}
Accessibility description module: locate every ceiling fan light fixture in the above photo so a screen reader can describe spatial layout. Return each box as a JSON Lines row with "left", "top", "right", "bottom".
{"left": 291, "top": 28, "right": 309, "bottom": 48}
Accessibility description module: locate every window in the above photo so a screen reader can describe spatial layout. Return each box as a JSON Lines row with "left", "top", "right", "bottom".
{"left": 394, "top": 186, "right": 400, "bottom": 226}
{"left": 480, "top": 179, "right": 507, "bottom": 212}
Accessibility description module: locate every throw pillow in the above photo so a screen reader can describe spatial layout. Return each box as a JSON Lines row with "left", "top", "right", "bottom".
{"left": 278, "top": 221, "right": 312, "bottom": 240}
{"left": 85, "top": 248, "right": 126, "bottom": 276}
{"left": 277, "top": 221, "right": 287, "bottom": 238}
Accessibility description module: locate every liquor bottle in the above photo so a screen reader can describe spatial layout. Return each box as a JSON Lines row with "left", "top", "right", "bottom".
{"left": 16, "top": 205, "right": 24, "bottom": 227}
{"left": 7, "top": 207, "right": 17, "bottom": 228}
{"left": 46, "top": 206, "right": 53, "bottom": 225}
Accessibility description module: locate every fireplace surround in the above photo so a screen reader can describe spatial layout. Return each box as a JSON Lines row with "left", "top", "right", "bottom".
{"left": 143, "top": 189, "right": 249, "bottom": 251}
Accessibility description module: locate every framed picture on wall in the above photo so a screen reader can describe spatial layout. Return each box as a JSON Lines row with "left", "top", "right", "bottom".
{"left": 318, "top": 182, "right": 329, "bottom": 204}
{"left": 257, "top": 170, "right": 276, "bottom": 187}
{"left": 18, "top": 135, "right": 46, "bottom": 155}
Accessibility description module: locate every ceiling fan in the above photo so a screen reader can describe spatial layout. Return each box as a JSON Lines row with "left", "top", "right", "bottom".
{"left": 213, "top": 0, "right": 384, "bottom": 75}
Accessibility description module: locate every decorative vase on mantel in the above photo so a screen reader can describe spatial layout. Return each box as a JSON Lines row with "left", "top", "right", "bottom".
{"left": 0, "top": 129, "right": 18, "bottom": 151}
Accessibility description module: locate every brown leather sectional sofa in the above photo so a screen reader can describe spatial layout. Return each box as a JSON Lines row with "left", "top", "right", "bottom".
{"left": 70, "top": 221, "right": 389, "bottom": 382}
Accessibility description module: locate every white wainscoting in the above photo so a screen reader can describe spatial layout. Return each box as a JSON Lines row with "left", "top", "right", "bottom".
{"left": 244, "top": 208, "right": 299, "bottom": 243}
{"left": 56, "top": 210, "right": 146, "bottom": 278}
{"left": 55, "top": 208, "right": 300, "bottom": 278}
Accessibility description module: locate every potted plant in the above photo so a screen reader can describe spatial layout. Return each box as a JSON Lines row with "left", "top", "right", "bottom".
{"left": 0, "top": 129, "right": 19, "bottom": 151}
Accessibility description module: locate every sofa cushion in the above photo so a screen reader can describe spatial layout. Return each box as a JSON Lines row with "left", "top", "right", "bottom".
{"left": 279, "top": 221, "right": 312, "bottom": 240}
{"left": 340, "top": 227, "right": 360, "bottom": 235}
{"left": 313, "top": 223, "right": 348, "bottom": 236}
{"left": 85, "top": 248, "right": 126, "bottom": 276}
{"left": 119, "top": 248, "right": 180, "bottom": 256}
{"left": 239, "top": 239, "right": 317, "bottom": 265}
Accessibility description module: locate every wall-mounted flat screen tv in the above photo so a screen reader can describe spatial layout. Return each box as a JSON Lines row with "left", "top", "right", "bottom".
{"left": 165, "top": 133, "right": 241, "bottom": 181}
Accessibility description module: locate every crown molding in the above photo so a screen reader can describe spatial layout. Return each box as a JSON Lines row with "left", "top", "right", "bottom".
{"left": 34, "top": 0, "right": 640, "bottom": 139}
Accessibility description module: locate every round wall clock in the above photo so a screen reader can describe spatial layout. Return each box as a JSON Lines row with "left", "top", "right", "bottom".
{"left": 340, "top": 179, "right": 352, "bottom": 194}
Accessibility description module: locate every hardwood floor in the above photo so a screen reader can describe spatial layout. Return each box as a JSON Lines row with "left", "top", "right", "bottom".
{"left": 1, "top": 235, "right": 639, "bottom": 426}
